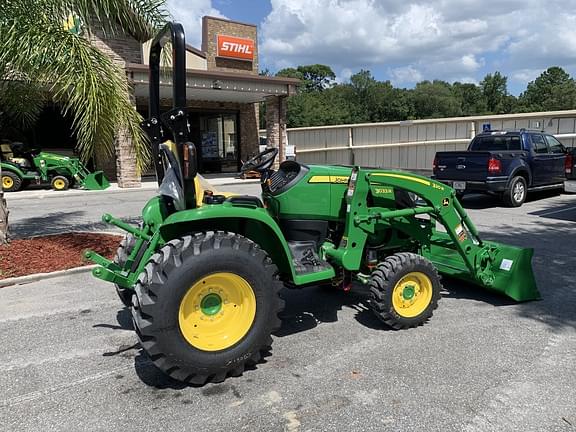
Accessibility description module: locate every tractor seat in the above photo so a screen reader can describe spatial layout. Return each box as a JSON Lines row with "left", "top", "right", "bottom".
{"left": 0, "top": 144, "right": 13, "bottom": 161}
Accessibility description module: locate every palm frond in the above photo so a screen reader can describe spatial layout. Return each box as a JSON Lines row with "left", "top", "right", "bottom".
{"left": 0, "top": 0, "right": 171, "bottom": 169}
{"left": 0, "top": 12, "right": 152, "bottom": 168}
{"left": 0, "top": 78, "right": 45, "bottom": 129}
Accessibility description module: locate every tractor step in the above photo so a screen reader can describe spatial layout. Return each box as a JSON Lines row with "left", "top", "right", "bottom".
{"left": 288, "top": 241, "right": 332, "bottom": 275}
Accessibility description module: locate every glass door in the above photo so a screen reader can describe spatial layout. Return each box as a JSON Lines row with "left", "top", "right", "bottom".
{"left": 199, "top": 113, "right": 238, "bottom": 173}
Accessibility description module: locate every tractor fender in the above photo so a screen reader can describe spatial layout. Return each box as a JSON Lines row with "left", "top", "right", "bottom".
{"left": 158, "top": 205, "right": 296, "bottom": 277}
{"left": 0, "top": 162, "right": 27, "bottom": 178}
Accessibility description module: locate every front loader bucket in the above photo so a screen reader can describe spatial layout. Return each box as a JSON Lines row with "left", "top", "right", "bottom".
{"left": 82, "top": 171, "right": 110, "bottom": 190}
{"left": 482, "top": 241, "right": 540, "bottom": 301}
{"left": 427, "top": 235, "right": 541, "bottom": 302}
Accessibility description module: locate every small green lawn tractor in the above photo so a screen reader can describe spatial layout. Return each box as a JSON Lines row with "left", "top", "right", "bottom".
{"left": 0, "top": 141, "right": 109, "bottom": 192}
{"left": 86, "top": 23, "right": 540, "bottom": 385}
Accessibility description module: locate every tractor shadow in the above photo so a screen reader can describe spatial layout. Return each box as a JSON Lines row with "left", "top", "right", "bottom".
{"left": 460, "top": 190, "right": 560, "bottom": 210}
{"left": 9, "top": 209, "right": 141, "bottom": 238}
{"left": 275, "top": 283, "right": 387, "bottom": 337}
{"left": 439, "top": 277, "right": 517, "bottom": 306}
{"left": 96, "top": 307, "right": 190, "bottom": 389}
{"left": 104, "top": 286, "right": 387, "bottom": 390}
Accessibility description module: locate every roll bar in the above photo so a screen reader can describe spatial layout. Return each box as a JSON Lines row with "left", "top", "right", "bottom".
{"left": 141, "top": 22, "right": 198, "bottom": 209}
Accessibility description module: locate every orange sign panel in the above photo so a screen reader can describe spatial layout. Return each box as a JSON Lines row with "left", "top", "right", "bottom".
{"left": 217, "top": 35, "right": 255, "bottom": 61}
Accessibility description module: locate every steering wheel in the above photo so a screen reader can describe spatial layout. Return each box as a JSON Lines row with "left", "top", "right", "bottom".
{"left": 241, "top": 147, "right": 278, "bottom": 173}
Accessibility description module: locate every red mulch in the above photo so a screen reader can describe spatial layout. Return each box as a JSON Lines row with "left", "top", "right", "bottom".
{"left": 0, "top": 232, "right": 122, "bottom": 280}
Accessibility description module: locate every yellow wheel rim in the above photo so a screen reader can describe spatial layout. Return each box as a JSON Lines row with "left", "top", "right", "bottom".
{"left": 178, "top": 272, "right": 256, "bottom": 351}
{"left": 53, "top": 179, "right": 66, "bottom": 190}
{"left": 392, "top": 272, "right": 433, "bottom": 318}
{"left": 2, "top": 176, "right": 13, "bottom": 189}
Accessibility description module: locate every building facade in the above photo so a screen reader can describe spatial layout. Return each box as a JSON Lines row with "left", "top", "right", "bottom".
{"left": 91, "top": 16, "right": 297, "bottom": 187}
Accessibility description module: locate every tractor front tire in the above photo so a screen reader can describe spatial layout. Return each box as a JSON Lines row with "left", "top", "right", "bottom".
{"left": 113, "top": 232, "right": 137, "bottom": 307}
{"left": 369, "top": 252, "right": 441, "bottom": 330}
{"left": 1, "top": 171, "right": 22, "bottom": 192}
{"left": 132, "top": 231, "right": 284, "bottom": 385}
{"left": 51, "top": 176, "right": 69, "bottom": 191}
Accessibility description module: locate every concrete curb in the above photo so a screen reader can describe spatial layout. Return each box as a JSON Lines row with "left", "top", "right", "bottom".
{"left": 5, "top": 184, "right": 158, "bottom": 201}
{"left": 0, "top": 264, "right": 97, "bottom": 288}
{"left": 5, "top": 178, "right": 261, "bottom": 201}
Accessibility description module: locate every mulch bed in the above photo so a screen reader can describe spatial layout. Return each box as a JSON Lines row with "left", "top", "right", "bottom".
{"left": 0, "top": 232, "right": 122, "bottom": 280}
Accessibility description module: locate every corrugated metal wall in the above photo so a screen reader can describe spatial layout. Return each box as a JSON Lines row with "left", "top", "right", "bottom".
{"left": 287, "top": 112, "right": 576, "bottom": 171}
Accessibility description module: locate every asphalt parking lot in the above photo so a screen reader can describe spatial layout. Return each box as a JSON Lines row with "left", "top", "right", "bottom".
{"left": 1, "top": 187, "right": 575, "bottom": 432}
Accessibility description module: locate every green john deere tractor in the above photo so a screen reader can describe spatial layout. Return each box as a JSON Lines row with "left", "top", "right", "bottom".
{"left": 86, "top": 23, "right": 540, "bottom": 385}
{"left": 0, "top": 141, "right": 109, "bottom": 192}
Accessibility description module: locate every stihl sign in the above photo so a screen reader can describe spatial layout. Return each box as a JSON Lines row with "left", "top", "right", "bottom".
{"left": 217, "top": 35, "right": 255, "bottom": 61}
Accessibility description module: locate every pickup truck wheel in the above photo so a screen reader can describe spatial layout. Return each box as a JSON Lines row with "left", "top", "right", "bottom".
{"left": 504, "top": 176, "right": 527, "bottom": 207}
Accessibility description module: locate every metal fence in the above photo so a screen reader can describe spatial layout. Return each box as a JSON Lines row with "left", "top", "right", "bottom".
{"left": 280, "top": 111, "right": 576, "bottom": 171}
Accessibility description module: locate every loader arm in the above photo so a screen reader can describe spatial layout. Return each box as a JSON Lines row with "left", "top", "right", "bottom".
{"left": 323, "top": 168, "right": 540, "bottom": 301}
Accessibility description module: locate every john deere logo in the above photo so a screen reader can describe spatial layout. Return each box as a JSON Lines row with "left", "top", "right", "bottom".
{"left": 63, "top": 14, "right": 82, "bottom": 35}
{"left": 442, "top": 198, "right": 450, "bottom": 207}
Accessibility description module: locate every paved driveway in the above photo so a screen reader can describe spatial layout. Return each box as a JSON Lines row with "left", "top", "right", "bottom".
{"left": 0, "top": 189, "right": 575, "bottom": 431}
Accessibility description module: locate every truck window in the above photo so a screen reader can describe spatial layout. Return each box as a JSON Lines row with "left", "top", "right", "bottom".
{"left": 470, "top": 135, "right": 522, "bottom": 151}
{"left": 531, "top": 134, "right": 549, "bottom": 154}
{"left": 545, "top": 135, "right": 566, "bottom": 154}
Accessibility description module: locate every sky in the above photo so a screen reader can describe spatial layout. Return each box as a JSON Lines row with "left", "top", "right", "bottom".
{"left": 166, "top": 0, "right": 576, "bottom": 95}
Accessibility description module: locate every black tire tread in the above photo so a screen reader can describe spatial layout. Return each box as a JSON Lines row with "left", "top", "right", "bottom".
{"left": 2, "top": 171, "right": 22, "bottom": 192}
{"left": 132, "top": 231, "right": 285, "bottom": 385}
{"left": 51, "top": 175, "right": 69, "bottom": 191}
{"left": 503, "top": 176, "right": 527, "bottom": 207}
{"left": 369, "top": 252, "right": 441, "bottom": 330}
{"left": 112, "top": 232, "right": 137, "bottom": 306}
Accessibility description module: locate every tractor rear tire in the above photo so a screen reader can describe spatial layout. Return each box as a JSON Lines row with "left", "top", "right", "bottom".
{"left": 113, "top": 232, "right": 137, "bottom": 307}
{"left": 132, "top": 231, "right": 285, "bottom": 385}
{"left": 2, "top": 171, "right": 22, "bottom": 192}
{"left": 51, "top": 175, "right": 69, "bottom": 191}
{"left": 369, "top": 252, "right": 441, "bottom": 330}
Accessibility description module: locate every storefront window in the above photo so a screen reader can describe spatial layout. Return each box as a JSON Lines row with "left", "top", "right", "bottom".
{"left": 199, "top": 113, "right": 238, "bottom": 172}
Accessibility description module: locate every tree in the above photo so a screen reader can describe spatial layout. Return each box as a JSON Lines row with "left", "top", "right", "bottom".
{"left": 412, "top": 80, "right": 462, "bottom": 118}
{"left": 452, "top": 82, "right": 487, "bottom": 116}
{"left": 520, "top": 67, "right": 576, "bottom": 111}
{"left": 297, "top": 64, "right": 336, "bottom": 92}
{"left": 277, "top": 64, "right": 336, "bottom": 92}
{"left": 480, "top": 72, "right": 508, "bottom": 113}
{"left": 0, "top": 0, "right": 167, "bottom": 243}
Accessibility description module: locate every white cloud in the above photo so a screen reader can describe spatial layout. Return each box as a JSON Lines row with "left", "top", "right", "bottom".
{"left": 166, "top": 0, "right": 227, "bottom": 48}
{"left": 512, "top": 69, "right": 544, "bottom": 84}
{"left": 163, "top": 0, "right": 576, "bottom": 92}
{"left": 335, "top": 68, "right": 353, "bottom": 84}
{"left": 390, "top": 66, "right": 423, "bottom": 85}
{"left": 259, "top": 0, "right": 576, "bottom": 88}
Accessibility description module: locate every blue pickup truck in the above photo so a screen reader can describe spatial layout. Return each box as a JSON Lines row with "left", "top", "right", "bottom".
{"left": 432, "top": 129, "right": 569, "bottom": 206}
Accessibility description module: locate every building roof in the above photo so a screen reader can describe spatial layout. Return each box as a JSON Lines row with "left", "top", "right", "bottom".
{"left": 127, "top": 63, "right": 300, "bottom": 104}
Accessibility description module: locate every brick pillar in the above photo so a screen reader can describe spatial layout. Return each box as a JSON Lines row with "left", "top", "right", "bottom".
{"left": 115, "top": 125, "right": 141, "bottom": 188}
{"left": 265, "top": 96, "right": 288, "bottom": 169}
{"left": 239, "top": 103, "right": 260, "bottom": 163}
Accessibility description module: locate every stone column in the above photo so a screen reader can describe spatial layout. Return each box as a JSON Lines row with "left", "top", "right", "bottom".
{"left": 239, "top": 103, "right": 260, "bottom": 163}
{"left": 115, "top": 124, "right": 141, "bottom": 188}
{"left": 89, "top": 26, "right": 143, "bottom": 187}
{"left": 265, "top": 95, "right": 288, "bottom": 169}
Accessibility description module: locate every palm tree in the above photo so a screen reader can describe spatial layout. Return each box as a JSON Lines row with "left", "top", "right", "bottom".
{"left": 0, "top": 0, "right": 168, "bottom": 244}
